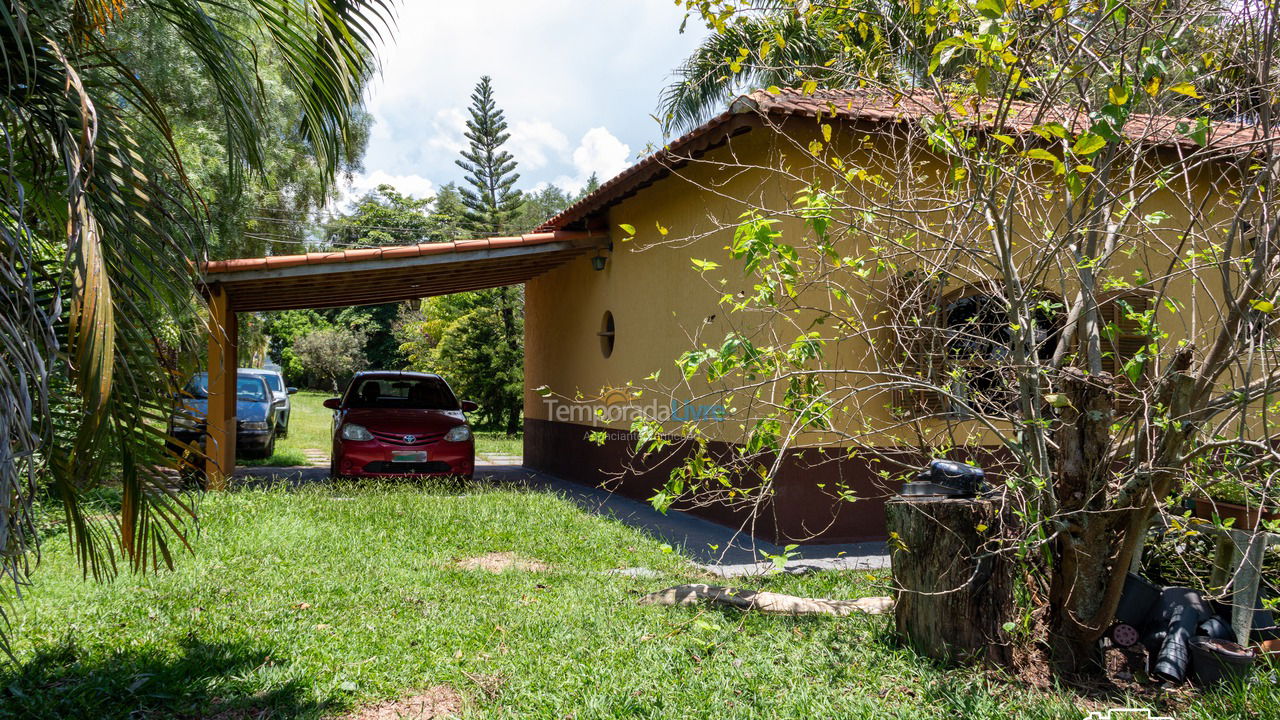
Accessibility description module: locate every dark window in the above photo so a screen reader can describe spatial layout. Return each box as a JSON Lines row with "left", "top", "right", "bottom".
{"left": 346, "top": 377, "right": 459, "bottom": 410}
{"left": 599, "top": 311, "right": 616, "bottom": 358}
{"left": 940, "top": 292, "right": 1062, "bottom": 413}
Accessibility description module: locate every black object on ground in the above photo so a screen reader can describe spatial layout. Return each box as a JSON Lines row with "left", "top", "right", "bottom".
{"left": 1148, "top": 587, "right": 1212, "bottom": 683}
{"left": 1189, "top": 636, "right": 1256, "bottom": 686}
{"left": 1199, "top": 616, "right": 1236, "bottom": 641}
{"left": 1112, "top": 577, "right": 1261, "bottom": 686}
{"left": 1115, "top": 573, "right": 1162, "bottom": 628}
{"left": 900, "top": 459, "right": 986, "bottom": 498}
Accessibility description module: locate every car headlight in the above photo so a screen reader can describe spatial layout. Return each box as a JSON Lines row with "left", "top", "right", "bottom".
{"left": 240, "top": 421, "right": 271, "bottom": 431}
{"left": 444, "top": 425, "right": 472, "bottom": 443}
{"left": 341, "top": 423, "right": 373, "bottom": 441}
{"left": 170, "top": 414, "right": 199, "bottom": 429}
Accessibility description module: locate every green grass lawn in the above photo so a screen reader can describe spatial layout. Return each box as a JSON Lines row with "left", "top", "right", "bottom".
{"left": 473, "top": 431, "right": 521, "bottom": 456}
{"left": 6, "top": 481, "right": 1274, "bottom": 719}
{"left": 241, "top": 391, "right": 521, "bottom": 467}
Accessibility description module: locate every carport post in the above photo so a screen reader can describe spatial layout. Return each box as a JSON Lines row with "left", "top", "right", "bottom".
{"left": 206, "top": 284, "right": 238, "bottom": 489}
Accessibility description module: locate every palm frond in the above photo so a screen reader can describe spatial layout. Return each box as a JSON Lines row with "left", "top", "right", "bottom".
{"left": 659, "top": 1, "right": 934, "bottom": 134}
{"left": 0, "top": 0, "right": 397, "bottom": 649}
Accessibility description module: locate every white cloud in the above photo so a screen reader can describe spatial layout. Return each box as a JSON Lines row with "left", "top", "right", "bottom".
{"left": 574, "top": 127, "right": 632, "bottom": 180}
{"left": 335, "top": 170, "right": 436, "bottom": 211}
{"left": 426, "top": 107, "right": 468, "bottom": 156}
{"left": 507, "top": 119, "right": 570, "bottom": 171}
{"left": 356, "top": 0, "right": 704, "bottom": 191}
{"left": 553, "top": 127, "right": 632, "bottom": 194}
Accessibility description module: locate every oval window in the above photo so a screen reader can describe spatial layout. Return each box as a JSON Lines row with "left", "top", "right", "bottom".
{"left": 599, "top": 311, "right": 615, "bottom": 358}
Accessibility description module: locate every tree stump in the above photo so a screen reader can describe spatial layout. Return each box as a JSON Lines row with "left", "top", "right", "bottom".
{"left": 886, "top": 496, "right": 1014, "bottom": 666}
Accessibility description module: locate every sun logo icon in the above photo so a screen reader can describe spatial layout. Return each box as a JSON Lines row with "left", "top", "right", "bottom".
{"left": 600, "top": 388, "right": 630, "bottom": 407}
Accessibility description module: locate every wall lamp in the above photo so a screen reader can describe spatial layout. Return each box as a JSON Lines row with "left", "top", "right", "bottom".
{"left": 591, "top": 240, "right": 613, "bottom": 271}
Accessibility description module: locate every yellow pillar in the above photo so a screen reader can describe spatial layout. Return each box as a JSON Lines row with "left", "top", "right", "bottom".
{"left": 206, "top": 285, "right": 238, "bottom": 489}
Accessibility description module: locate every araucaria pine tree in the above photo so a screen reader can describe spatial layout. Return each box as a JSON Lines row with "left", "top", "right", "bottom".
{"left": 409, "top": 75, "right": 526, "bottom": 436}
{"left": 456, "top": 76, "right": 523, "bottom": 235}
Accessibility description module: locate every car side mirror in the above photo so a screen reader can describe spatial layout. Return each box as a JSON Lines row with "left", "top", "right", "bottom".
{"left": 287, "top": 387, "right": 298, "bottom": 394}
{"left": 460, "top": 400, "right": 479, "bottom": 413}
{"left": 323, "top": 398, "right": 342, "bottom": 410}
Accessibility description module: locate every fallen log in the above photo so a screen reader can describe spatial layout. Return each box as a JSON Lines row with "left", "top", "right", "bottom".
{"left": 639, "top": 584, "right": 893, "bottom": 616}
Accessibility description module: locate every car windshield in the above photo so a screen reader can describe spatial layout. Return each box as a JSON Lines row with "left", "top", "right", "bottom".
{"left": 183, "top": 374, "right": 269, "bottom": 402}
{"left": 237, "top": 377, "right": 269, "bottom": 402}
{"left": 346, "top": 377, "right": 458, "bottom": 410}
{"left": 258, "top": 373, "right": 284, "bottom": 392}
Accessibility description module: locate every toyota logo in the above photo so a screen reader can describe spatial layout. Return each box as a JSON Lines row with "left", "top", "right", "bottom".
{"left": 403, "top": 434, "right": 416, "bottom": 443}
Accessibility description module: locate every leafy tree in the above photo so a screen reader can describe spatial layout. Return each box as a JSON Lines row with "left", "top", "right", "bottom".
{"left": 397, "top": 292, "right": 523, "bottom": 432}
{"left": 263, "top": 310, "right": 334, "bottom": 386}
{"left": 516, "top": 185, "right": 574, "bottom": 232}
{"left": 0, "top": 0, "right": 391, "bottom": 623}
{"left": 456, "top": 76, "right": 523, "bottom": 236}
{"left": 324, "top": 184, "right": 435, "bottom": 247}
{"left": 577, "top": 173, "right": 601, "bottom": 200}
{"left": 292, "top": 327, "right": 369, "bottom": 393}
{"left": 630, "top": 0, "right": 1280, "bottom": 676}
{"left": 430, "top": 183, "right": 469, "bottom": 241}
{"left": 334, "top": 304, "right": 404, "bottom": 374}
{"left": 117, "top": 5, "right": 372, "bottom": 260}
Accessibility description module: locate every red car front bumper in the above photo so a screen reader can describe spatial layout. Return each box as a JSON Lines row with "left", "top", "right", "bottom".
{"left": 333, "top": 437, "right": 475, "bottom": 478}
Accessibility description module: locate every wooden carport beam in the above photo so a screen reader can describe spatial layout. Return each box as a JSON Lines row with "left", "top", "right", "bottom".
{"left": 205, "top": 285, "right": 238, "bottom": 488}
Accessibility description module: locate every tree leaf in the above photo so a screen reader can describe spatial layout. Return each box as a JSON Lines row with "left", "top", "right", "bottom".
{"left": 1072, "top": 132, "right": 1107, "bottom": 156}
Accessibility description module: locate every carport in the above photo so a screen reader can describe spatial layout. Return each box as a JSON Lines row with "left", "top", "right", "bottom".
{"left": 198, "top": 230, "right": 607, "bottom": 486}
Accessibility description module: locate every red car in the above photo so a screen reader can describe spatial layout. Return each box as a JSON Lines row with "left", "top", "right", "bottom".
{"left": 325, "top": 371, "right": 477, "bottom": 479}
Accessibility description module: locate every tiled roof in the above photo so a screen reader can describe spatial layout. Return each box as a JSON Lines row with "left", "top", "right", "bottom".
{"left": 538, "top": 88, "right": 1268, "bottom": 232}
{"left": 740, "top": 88, "right": 1263, "bottom": 151}
{"left": 202, "top": 230, "right": 591, "bottom": 275}
{"left": 199, "top": 230, "right": 604, "bottom": 311}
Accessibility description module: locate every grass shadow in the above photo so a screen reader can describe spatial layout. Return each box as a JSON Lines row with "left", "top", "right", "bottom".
{"left": 0, "top": 636, "right": 326, "bottom": 719}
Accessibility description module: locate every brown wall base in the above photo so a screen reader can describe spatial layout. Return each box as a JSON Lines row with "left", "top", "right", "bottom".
{"left": 523, "top": 417, "right": 909, "bottom": 544}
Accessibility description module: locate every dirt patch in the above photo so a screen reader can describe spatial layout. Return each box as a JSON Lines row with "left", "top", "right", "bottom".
{"left": 341, "top": 686, "right": 464, "bottom": 719}
{"left": 453, "top": 551, "right": 549, "bottom": 573}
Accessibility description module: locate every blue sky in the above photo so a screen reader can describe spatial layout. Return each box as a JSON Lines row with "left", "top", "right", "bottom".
{"left": 339, "top": 0, "right": 707, "bottom": 207}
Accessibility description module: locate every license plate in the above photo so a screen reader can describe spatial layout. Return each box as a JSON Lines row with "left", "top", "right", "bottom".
{"left": 391, "top": 450, "right": 427, "bottom": 463}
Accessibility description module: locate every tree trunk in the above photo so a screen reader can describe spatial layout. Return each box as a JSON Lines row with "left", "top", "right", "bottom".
{"left": 886, "top": 496, "right": 1015, "bottom": 666}
{"left": 1047, "top": 368, "right": 1117, "bottom": 675}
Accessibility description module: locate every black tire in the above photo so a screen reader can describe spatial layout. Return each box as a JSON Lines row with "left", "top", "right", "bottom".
{"left": 244, "top": 434, "right": 276, "bottom": 461}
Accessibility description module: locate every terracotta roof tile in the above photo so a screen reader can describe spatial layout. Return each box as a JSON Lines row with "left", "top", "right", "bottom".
{"left": 201, "top": 230, "right": 596, "bottom": 275}
{"left": 263, "top": 255, "right": 307, "bottom": 270}
{"left": 487, "top": 236, "right": 527, "bottom": 249}
{"left": 743, "top": 88, "right": 1264, "bottom": 151}
{"left": 537, "top": 88, "right": 1271, "bottom": 233}
{"left": 379, "top": 245, "right": 422, "bottom": 259}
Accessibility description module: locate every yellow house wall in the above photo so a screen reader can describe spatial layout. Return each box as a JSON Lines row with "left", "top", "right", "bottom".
{"left": 526, "top": 119, "right": 1250, "bottom": 444}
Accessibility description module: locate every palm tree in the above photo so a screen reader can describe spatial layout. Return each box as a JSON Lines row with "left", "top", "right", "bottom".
{"left": 0, "top": 0, "right": 394, "bottom": 636}
{"left": 658, "top": 2, "right": 936, "bottom": 134}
